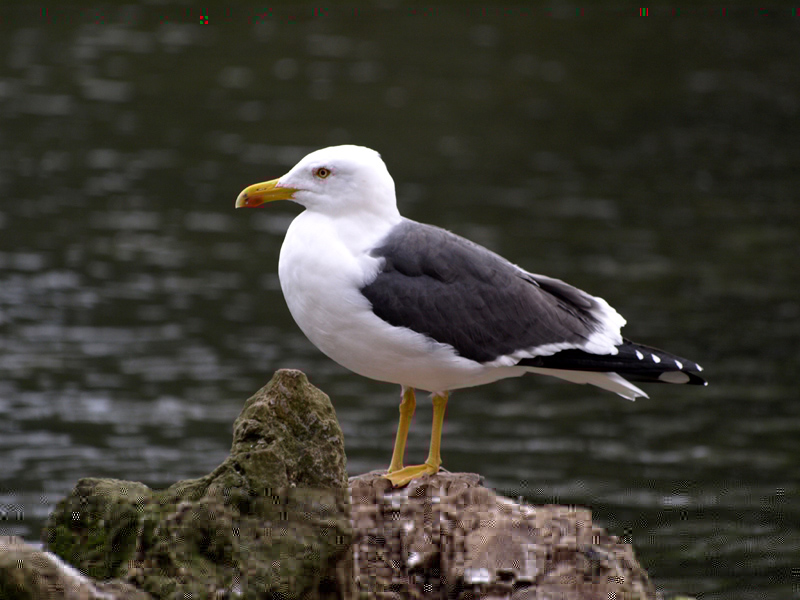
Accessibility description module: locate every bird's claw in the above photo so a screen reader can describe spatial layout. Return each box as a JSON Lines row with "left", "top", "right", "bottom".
{"left": 383, "top": 462, "right": 440, "bottom": 487}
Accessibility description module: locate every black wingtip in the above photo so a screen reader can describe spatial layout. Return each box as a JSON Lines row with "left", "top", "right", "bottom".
{"left": 519, "top": 339, "right": 708, "bottom": 387}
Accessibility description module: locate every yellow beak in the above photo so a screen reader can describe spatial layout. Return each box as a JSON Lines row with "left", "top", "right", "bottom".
{"left": 235, "top": 178, "right": 298, "bottom": 208}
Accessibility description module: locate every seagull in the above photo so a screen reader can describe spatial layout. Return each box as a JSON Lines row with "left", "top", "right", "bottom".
{"left": 235, "top": 145, "right": 706, "bottom": 487}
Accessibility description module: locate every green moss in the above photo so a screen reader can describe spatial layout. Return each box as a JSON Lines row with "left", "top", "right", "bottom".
{"left": 0, "top": 578, "right": 35, "bottom": 600}
{"left": 40, "top": 370, "right": 353, "bottom": 600}
{"left": 42, "top": 479, "right": 153, "bottom": 580}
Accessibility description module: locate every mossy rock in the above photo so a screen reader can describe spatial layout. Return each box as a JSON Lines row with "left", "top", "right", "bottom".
{"left": 41, "top": 370, "right": 353, "bottom": 600}
{"left": 43, "top": 478, "right": 151, "bottom": 580}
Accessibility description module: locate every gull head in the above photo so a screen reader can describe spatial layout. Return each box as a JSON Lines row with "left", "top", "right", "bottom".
{"left": 236, "top": 145, "right": 398, "bottom": 218}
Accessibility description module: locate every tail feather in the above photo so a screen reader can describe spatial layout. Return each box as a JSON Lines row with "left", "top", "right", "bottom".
{"left": 518, "top": 339, "right": 707, "bottom": 388}
{"left": 524, "top": 367, "right": 648, "bottom": 400}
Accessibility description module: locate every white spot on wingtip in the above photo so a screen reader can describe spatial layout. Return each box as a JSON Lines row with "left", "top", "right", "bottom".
{"left": 635, "top": 350, "right": 644, "bottom": 360}
{"left": 675, "top": 359, "right": 683, "bottom": 369}
{"left": 696, "top": 363, "right": 704, "bottom": 372}
{"left": 659, "top": 370, "right": 690, "bottom": 384}
{"left": 651, "top": 354, "right": 661, "bottom": 363}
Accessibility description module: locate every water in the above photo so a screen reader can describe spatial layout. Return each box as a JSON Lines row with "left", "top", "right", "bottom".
{"left": 1, "top": 8, "right": 798, "bottom": 599}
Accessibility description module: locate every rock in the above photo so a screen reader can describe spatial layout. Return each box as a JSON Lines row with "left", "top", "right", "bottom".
{"left": 3, "top": 370, "right": 668, "bottom": 599}
{"left": 229, "top": 367, "right": 348, "bottom": 489}
{"left": 40, "top": 369, "right": 353, "bottom": 600}
{"left": 350, "top": 470, "right": 658, "bottom": 600}
{"left": 0, "top": 536, "right": 151, "bottom": 600}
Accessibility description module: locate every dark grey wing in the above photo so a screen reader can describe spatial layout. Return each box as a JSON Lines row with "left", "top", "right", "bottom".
{"left": 360, "top": 220, "right": 612, "bottom": 364}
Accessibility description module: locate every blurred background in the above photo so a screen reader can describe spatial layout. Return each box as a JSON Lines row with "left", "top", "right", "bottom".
{"left": 0, "top": 5, "right": 798, "bottom": 599}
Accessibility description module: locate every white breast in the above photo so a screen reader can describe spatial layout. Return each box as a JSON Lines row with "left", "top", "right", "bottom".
{"left": 277, "top": 212, "right": 513, "bottom": 393}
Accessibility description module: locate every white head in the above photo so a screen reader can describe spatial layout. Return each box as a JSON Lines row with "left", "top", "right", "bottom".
{"left": 236, "top": 145, "right": 399, "bottom": 220}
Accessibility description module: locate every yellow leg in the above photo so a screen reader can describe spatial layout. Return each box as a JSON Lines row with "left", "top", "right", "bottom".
{"left": 384, "top": 391, "right": 449, "bottom": 487}
{"left": 387, "top": 386, "right": 416, "bottom": 473}
{"left": 424, "top": 391, "right": 448, "bottom": 469}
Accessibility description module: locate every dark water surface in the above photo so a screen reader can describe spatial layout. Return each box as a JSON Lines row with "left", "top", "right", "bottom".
{"left": 1, "top": 8, "right": 798, "bottom": 599}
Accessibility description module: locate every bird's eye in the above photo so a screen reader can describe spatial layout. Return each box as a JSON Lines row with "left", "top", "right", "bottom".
{"left": 314, "top": 167, "right": 331, "bottom": 179}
